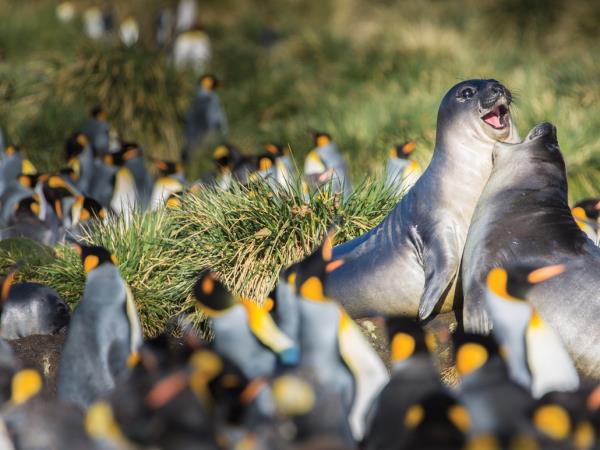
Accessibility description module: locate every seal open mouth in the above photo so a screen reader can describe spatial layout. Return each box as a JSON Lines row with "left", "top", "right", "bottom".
{"left": 481, "top": 103, "right": 509, "bottom": 130}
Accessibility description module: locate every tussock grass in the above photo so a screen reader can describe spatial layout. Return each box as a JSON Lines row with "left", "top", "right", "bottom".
{"left": 0, "top": 180, "right": 400, "bottom": 336}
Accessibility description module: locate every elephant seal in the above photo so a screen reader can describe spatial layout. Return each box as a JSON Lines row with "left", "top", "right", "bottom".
{"left": 461, "top": 122, "right": 600, "bottom": 377}
{"left": 0, "top": 283, "right": 70, "bottom": 340}
{"left": 326, "top": 79, "right": 519, "bottom": 320}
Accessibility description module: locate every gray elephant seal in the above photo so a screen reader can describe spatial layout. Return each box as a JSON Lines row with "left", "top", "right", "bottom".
{"left": 461, "top": 122, "right": 600, "bottom": 377}
{"left": 326, "top": 79, "right": 519, "bottom": 320}
{"left": 1, "top": 283, "right": 70, "bottom": 339}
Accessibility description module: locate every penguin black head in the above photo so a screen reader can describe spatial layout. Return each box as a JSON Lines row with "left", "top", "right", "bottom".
{"left": 154, "top": 159, "right": 182, "bottom": 177}
{"left": 404, "top": 392, "right": 470, "bottom": 448}
{"left": 213, "top": 144, "right": 241, "bottom": 171}
{"left": 385, "top": 317, "right": 435, "bottom": 363}
{"left": 14, "top": 196, "right": 41, "bottom": 218}
{"left": 264, "top": 143, "right": 289, "bottom": 158}
{"left": 42, "top": 175, "right": 76, "bottom": 220}
{"left": 255, "top": 154, "right": 275, "bottom": 172}
{"left": 120, "top": 142, "right": 143, "bottom": 160}
{"left": 60, "top": 166, "right": 79, "bottom": 182}
{"left": 389, "top": 141, "right": 416, "bottom": 160}
{"left": 72, "top": 243, "right": 117, "bottom": 273}
{"left": 18, "top": 173, "right": 44, "bottom": 189}
{"left": 293, "top": 230, "right": 344, "bottom": 302}
{"left": 312, "top": 132, "right": 332, "bottom": 148}
{"left": 199, "top": 74, "right": 219, "bottom": 91}
{"left": 65, "top": 132, "right": 89, "bottom": 161}
{"left": 452, "top": 332, "right": 501, "bottom": 377}
{"left": 72, "top": 196, "right": 107, "bottom": 223}
{"left": 90, "top": 106, "right": 107, "bottom": 121}
{"left": 486, "top": 263, "right": 566, "bottom": 303}
{"left": 4, "top": 145, "right": 20, "bottom": 157}
{"left": 572, "top": 198, "right": 600, "bottom": 225}
{"left": 529, "top": 391, "right": 594, "bottom": 446}
{"left": 193, "top": 270, "right": 237, "bottom": 317}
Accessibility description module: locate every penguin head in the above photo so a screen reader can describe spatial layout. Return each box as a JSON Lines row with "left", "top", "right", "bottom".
{"left": 193, "top": 270, "right": 237, "bottom": 317}
{"left": 572, "top": 198, "right": 600, "bottom": 223}
{"left": 213, "top": 144, "right": 241, "bottom": 172}
{"left": 71, "top": 196, "right": 107, "bottom": 225}
{"left": 200, "top": 74, "right": 219, "bottom": 91}
{"left": 90, "top": 106, "right": 108, "bottom": 121}
{"left": 14, "top": 196, "right": 41, "bottom": 218}
{"left": 385, "top": 317, "right": 435, "bottom": 363}
{"left": 42, "top": 175, "right": 76, "bottom": 220}
{"left": 60, "top": 166, "right": 79, "bottom": 182}
{"left": 18, "top": 172, "right": 44, "bottom": 189}
{"left": 389, "top": 141, "right": 416, "bottom": 160}
{"left": 65, "top": 132, "right": 89, "bottom": 161}
{"left": 154, "top": 159, "right": 182, "bottom": 177}
{"left": 4, "top": 144, "right": 19, "bottom": 157}
{"left": 486, "top": 263, "right": 566, "bottom": 303}
{"left": 404, "top": 392, "right": 470, "bottom": 447}
{"left": 72, "top": 243, "right": 117, "bottom": 273}
{"left": 530, "top": 391, "right": 596, "bottom": 448}
{"left": 293, "top": 229, "right": 344, "bottom": 302}
{"left": 120, "top": 142, "right": 143, "bottom": 160}
{"left": 264, "top": 143, "right": 288, "bottom": 157}
{"left": 255, "top": 154, "right": 275, "bottom": 173}
{"left": 313, "top": 132, "right": 332, "bottom": 148}
{"left": 452, "top": 332, "right": 501, "bottom": 378}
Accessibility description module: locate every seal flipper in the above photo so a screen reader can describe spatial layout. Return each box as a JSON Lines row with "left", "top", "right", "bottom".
{"left": 418, "top": 235, "right": 459, "bottom": 321}
{"left": 462, "top": 288, "right": 493, "bottom": 334}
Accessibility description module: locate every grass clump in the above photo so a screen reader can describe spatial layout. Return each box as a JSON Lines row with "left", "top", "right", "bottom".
{"left": 0, "top": 179, "right": 400, "bottom": 336}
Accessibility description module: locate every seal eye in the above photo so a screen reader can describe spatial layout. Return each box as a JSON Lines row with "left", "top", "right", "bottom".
{"left": 458, "top": 87, "right": 476, "bottom": 100}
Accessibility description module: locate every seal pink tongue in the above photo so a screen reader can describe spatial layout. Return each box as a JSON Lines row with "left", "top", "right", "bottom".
{"left": 482, "top": 111, "right": 501, "bottom": 128}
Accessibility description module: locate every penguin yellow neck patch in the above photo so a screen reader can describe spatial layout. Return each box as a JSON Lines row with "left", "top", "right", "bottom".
{"left": 487, "top": 267, "right": 519, "bottom": 301}
{"left": 390, "top": 332, "right": 415, "bottom": 362}
{"left": 456, "top": 343, "right": 488, "bottom": 376}
{"left": 299, "top": 276, "right": 324, "bottom": 301}
{"left": 316, "top": 135, "right": 330, "bottom": 147}
{"left": 533, "top": 404, "right": 571, "bottom": 440}
{"left": 11, "top": 369, "right": 42, "bottom": 405}
{"left": 85, "top": 401, "right": 128, "bottom": 443}
{"left": 84, "top": 255, "right": 100, "bottom": 273}
{"left": 528, "top": 309, "right": 543, "bottom": 329}
{"left": 464, "top": 434, "right": 501, "bottom": 450}
{"left": 404, "top": 404, "right": 424, "bottom": 429}
{"left": 574, "top": 421, "right": 595, "bottom": 450}
{"left": 448, "top": 404, "right": 471, "bottom": 433}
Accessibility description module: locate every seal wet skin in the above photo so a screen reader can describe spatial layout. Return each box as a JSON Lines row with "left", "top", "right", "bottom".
{"left": 326, "top": 79, "right": 519, "bottom": 320}
{"left": 461, "top": 122, "right": 600, "bottom": 378}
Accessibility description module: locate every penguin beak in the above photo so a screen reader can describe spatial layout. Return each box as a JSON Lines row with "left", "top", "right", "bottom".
{"left": 527, "top": 264, "right": 566, "bottom": 284}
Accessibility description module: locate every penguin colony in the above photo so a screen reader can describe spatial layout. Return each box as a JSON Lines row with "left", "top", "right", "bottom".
{"left": 0, "top": 4, "right": 597, "bottom": 450}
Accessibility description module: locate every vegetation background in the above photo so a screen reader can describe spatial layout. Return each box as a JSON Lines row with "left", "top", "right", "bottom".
{"left": 1, "top": 0, "right": 599, "bottom": 334}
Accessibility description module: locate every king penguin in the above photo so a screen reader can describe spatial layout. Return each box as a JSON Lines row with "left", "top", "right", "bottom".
{"left": 384, "top": 141, "right": 422, "bottom": 194}
{"left": 83, "top": 106, "right": 110, "bottom": 157}
{"left": 485, "top": 263, "right": 580, "bottom": 398}
{"left": 103, "top": 151, "right": 138, "bottom": 219}
{"left": 182, "top": 74, "right": 227, "bottom": 162}
{"left": 1, "top": 196, "right": 56, "bottom": 245}
{"left": 264, "top": 143, "right": 297, "bottom": 190}
{"left": 65, "top": 133, "right": 95, "bottom": 195}
{"left": 150, "top": 159, "right": 186, "bottom": 210}
{"left": 304, "top": 132, "right": 352, "bottom": 199}
{"left": 365, "top": 317, "right": 444, "bottom": 450}
{"left": 192, "top": 270, "right": 300, "bottom": 381}
{"left": 290, "top": 230, "right": 389, "bottom": 441}
{"left": 572, "top": 198, "right": 600, "bottom": 245}
{"left": 452, "top": 331, "right": 534, "bottom": 442}
{"left": 57, "top": 243, "right": 142, "bottom": 409}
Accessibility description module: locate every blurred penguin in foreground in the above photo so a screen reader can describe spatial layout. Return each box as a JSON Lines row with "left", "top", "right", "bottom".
{"left": 182, "top": 74, "right": 228, "bottom": 162}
